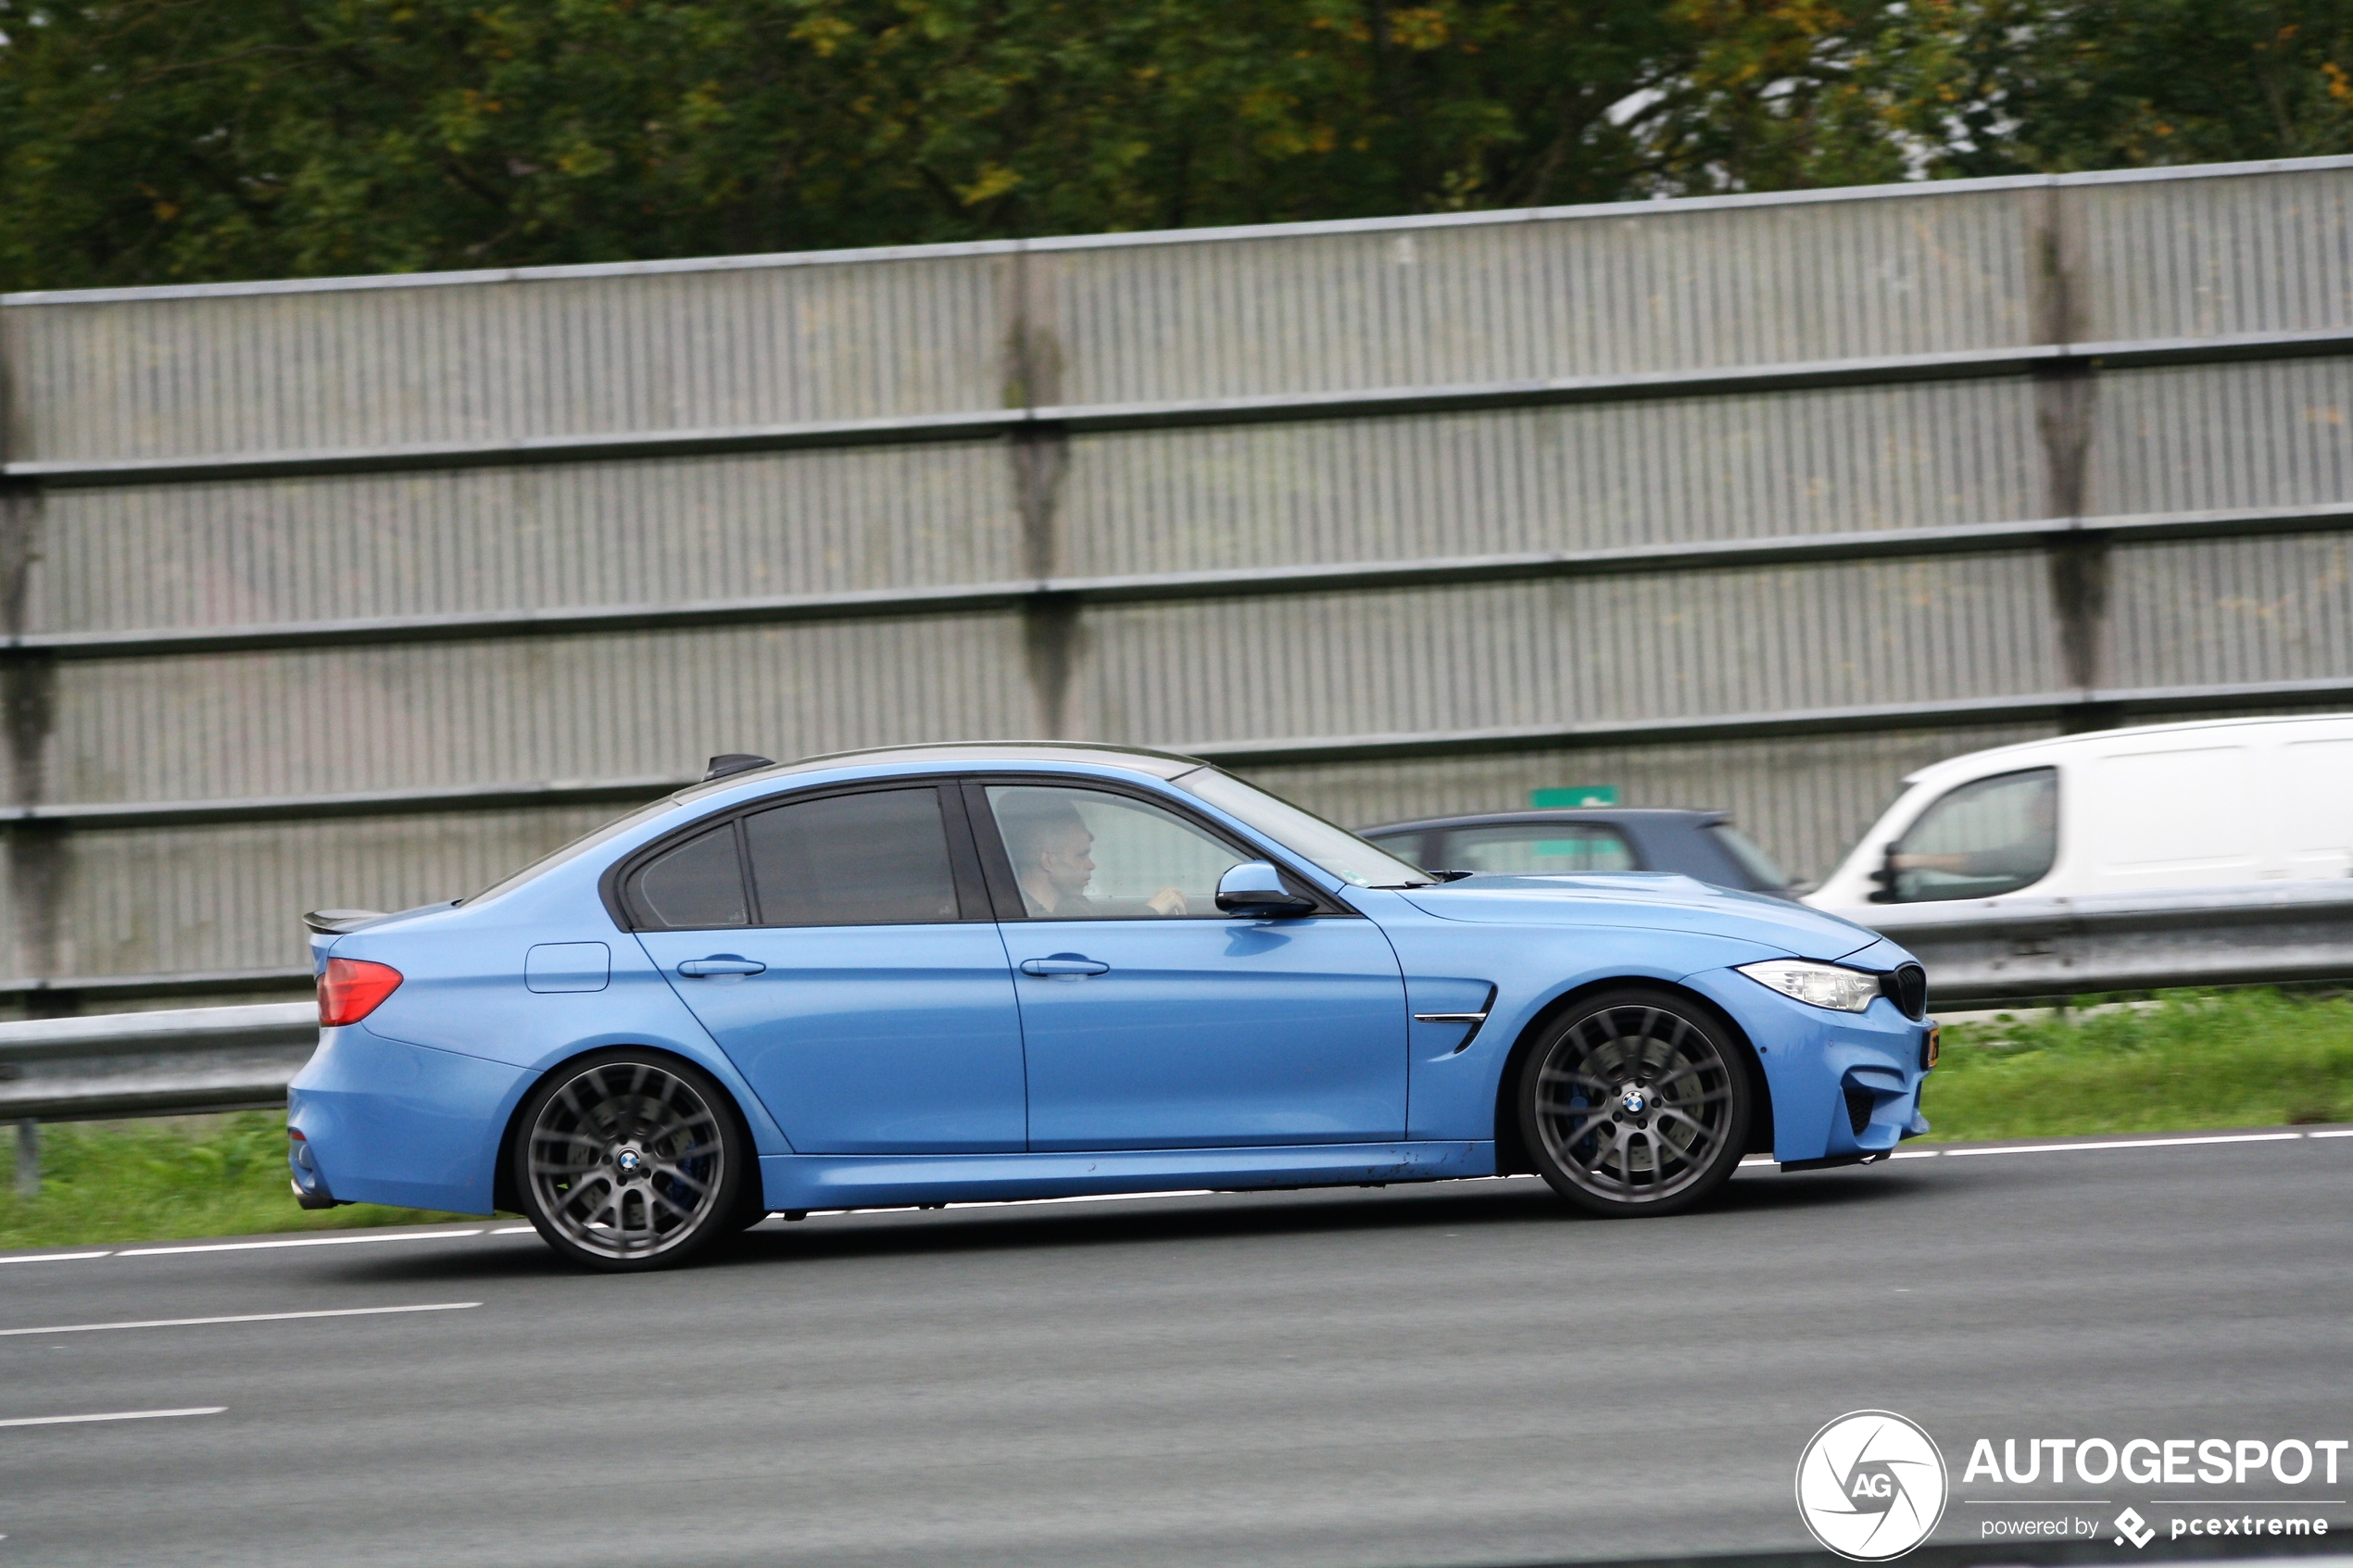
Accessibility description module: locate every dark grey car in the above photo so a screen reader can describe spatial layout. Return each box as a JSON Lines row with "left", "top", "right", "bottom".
{"left": 1357, "top": 809, "right": 1795, "bottom": 898}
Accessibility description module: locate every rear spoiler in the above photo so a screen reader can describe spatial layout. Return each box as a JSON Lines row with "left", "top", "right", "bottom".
{"left": 303, "top": 909, "right": 389, "bottom": 935}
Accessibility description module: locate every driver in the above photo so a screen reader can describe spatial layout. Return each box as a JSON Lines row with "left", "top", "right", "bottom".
{"left": 998, "top": 797, "right": 1189, "bottom": 918}
{"left": 1892, "top": 780, "right": 2057, "bottom": 883}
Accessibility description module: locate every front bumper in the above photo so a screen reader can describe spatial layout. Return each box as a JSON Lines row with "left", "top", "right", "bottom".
{"left": 1684, "top": 966, "right": 1935, "bottom": 1165}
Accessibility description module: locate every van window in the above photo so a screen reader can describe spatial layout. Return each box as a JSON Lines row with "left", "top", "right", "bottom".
{"left": 1885, "top": 767, "right": 2057, "bottom": 902}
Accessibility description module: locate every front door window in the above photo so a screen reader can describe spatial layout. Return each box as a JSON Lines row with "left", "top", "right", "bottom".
{"left": 1885, "top": 767, "right": 2059, "bottom": 902}
{"left": 986, "top": 784, "right": 1248, "bottom": 920}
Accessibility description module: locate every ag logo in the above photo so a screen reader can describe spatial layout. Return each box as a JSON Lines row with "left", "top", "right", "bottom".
{"left": 1795, "top": 1411, "right": 1950, "bottom": 1561}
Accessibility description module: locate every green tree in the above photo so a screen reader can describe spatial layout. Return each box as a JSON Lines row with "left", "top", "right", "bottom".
{"left": 1, "top": 0, "right": 2347, "bottom": 294}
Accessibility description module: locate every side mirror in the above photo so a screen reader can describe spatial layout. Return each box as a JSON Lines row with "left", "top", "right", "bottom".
{"left": 1215, "top": 861, "right": 1315, "bottom": 916}
{"left": 1867, "top": 846, "right": 1900, "bottom": 904}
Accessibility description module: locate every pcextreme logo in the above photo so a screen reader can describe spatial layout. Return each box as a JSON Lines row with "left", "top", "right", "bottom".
{"left": 1796, "top": 1411, "right": 1951, "bottom": 1561}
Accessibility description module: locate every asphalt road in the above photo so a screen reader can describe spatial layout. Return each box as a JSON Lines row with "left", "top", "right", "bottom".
{"left": 2, "top": 1132, "right": 2349, "bottom": 1568}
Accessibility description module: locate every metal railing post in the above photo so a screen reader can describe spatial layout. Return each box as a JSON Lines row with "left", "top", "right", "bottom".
{"left": 12, "top": 1117, "right": 35, "bottom": 1198}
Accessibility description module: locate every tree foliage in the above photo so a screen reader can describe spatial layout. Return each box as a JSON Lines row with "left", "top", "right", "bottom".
{"left": 1, "top": 0, "right": 2347, "bottom": 292}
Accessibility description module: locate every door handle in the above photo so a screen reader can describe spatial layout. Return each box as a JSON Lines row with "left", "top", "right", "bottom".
{"left": 1020, "top": 955, "right": 1110, "bottom": 977}
{"left": 678, "top": 955, "right": 766, "bottom": 978}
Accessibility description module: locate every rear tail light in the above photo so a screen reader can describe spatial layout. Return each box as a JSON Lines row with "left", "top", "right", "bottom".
{"left": 319, "top": 957, "right": 403, "bottom": 1026}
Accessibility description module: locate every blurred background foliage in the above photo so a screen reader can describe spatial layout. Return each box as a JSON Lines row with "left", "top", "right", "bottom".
{"left": 2, "top": 0, "right": 2350, "bottom": 292}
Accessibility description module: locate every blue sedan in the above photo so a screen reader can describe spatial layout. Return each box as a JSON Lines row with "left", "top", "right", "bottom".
{"left": 289, "top": 744, "right": 1935, "bottom": 1271}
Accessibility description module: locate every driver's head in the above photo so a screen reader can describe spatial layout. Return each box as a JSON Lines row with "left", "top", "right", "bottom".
{"left": 1000, "top": 797, "right": 1094, "bottom": 900}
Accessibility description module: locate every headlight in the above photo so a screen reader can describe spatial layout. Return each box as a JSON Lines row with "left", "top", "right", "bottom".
{"left": 1735, "top": 959, "right": 1881, "bottom": 1012}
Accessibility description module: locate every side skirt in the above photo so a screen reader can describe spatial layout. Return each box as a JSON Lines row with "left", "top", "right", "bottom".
{"left": 760, "top": 1141, "right": 1496, "bottom": 1212}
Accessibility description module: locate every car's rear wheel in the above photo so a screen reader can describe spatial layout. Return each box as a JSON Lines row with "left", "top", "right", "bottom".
{"left": 1516, "top": 988, "right": 1752, "bottom": 1217}
{"left": 515, "top": 1050, "right": 749, "bottom": 1272}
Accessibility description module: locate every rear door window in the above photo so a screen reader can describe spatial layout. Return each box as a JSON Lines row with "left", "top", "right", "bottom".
{"left": 1442, "top": 823, "right": 1638, "bottom": 873}
{"left": 1886, "top": 767, "right": 2057, "bottom": 901}
{"left": 742, "top": 787, "right": 963, "bottom": 926}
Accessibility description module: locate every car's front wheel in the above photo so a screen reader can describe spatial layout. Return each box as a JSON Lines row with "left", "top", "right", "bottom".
{"left": 1516, "top": 988, "right": 1752, "bottom": 1217}
{"left": 515, "top": 1050, "right": 750, "bottom": 1271}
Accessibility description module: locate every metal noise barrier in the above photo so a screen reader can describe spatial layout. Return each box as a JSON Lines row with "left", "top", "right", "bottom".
{"left": 3, "top": 880, "right": 2349, "bottom": 1184}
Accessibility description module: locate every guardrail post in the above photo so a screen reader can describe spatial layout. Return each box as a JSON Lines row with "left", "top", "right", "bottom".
{"left": 13, "top": 1117, "right": 35, "bottom": 1198}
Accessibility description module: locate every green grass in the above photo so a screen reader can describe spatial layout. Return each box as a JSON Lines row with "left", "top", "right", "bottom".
{"left": 3, "top": 988, "right": 2349, "bottom": 1251}
{"left": 0, "top": 1111, "right": 469, "bottom": 1252}
{"left": 1920, "top": 987, "right": 2353, "bottom": 1142}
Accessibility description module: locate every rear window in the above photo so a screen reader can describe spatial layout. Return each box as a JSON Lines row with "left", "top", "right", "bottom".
{"left": 1443, "top": 823, "right": 1637, "bottom": 873}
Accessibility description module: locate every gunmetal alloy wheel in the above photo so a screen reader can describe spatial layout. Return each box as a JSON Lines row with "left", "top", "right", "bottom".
{"left": 1517, "top": 989, "right": 1752, "bottom": 1217}
{"left": 516, "top": 1051, "right": 747, "bottom": 1271}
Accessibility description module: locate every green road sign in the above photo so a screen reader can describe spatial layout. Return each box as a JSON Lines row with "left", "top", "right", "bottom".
{"left": 1529, "top": 786, "right": 1619, "bottom": 809}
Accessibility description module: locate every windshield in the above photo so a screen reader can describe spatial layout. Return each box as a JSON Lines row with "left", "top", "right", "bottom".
{"left": 463, "top": 794, "right": 686, "bottom": 906}
{"left": 1709, "top": 822, "right": 1791, "bottom": 889}
{"left": 1174, "top": 767, "right": 1436, "bottom": 887}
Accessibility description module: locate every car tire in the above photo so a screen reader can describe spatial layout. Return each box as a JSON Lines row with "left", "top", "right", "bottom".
{"left": 514, "top": 1049, "right": 751, "bottom": 1272}
{"left": 1516, "top": 987, "right": 1752, "bottom": 1218}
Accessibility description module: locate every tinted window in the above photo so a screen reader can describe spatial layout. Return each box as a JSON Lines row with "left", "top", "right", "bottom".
{"left": 987, "top": 784, "right": 1249, "bottom": 919}
{"left": 630, "top": 824, "right": 749, "bottom": 929}
{"left": 1887, "top": 767, "right": 2058, "bottom": 901}
{"left": 744, "top": 788, "right": 961, "bottom": 926}
{"left": 1445, "top": 823, "right": 1637, "bottom": 873}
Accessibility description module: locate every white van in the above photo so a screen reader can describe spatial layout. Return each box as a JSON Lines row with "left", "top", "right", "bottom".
{"left": 1806, "top": 715, "right": 2353, "bottom": 916}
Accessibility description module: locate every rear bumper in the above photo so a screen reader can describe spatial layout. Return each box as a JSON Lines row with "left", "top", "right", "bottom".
{"left": 286, "top": 1026, "right": 530, "bottom": 1215}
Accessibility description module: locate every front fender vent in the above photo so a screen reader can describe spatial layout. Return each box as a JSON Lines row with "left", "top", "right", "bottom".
{"left": 1881, "top": 962, "right": 1928, "bottom": 1021}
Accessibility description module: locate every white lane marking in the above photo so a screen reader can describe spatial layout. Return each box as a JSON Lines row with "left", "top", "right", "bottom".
{"left": 0, "top": 1406, "right": 225, "bottom": 1429}
{"left": 4, "top": 1127, "right": 2348, "bottom": 1269}
{"left": 1765, "top": 1128, "right": 2345, "bottom": 1166}
{"left": 118, "top": 1230, "right": 483, "bottom": 1256}
{"left": 0, "top": 1302, "right": 480, "bottom": 1337}
{"left": 1941, "top": 1132, "right": 2304, "bottom": 1158}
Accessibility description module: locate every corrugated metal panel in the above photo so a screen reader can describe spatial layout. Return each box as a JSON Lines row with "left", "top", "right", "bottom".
{"left": 1058, "top": 380, "right": 2041, "bottom": 578}
{"left": 1043, "top": 188, "right": 2033, "bottom": 406}
{"left": 1238, "top": 722, "right": 2060, "bottom": 886}
{"left": 2072, "top": 168, "right": 2353, "bottom": 343}
{"left": 6, "top": 254, "right": 1011, "bottom": 464}
{"left": 1073, "top": 556, "right": 2062, "bottom": 747}
{"left": 28, "top": 443, "right": 1023, "bottom": 633}
{"left": 44, "top": 616, "right": 1035, "bottom": 804}
{"left": 2087, "top": 357, "right": 2353, "bottom": 517}
{"left": 2105, "top": 532, "right": 2353, "bottom": 690}
{"left": 56, "top": 809, "right": 623, "bottom": 976}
